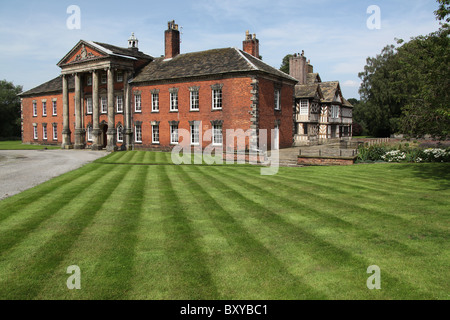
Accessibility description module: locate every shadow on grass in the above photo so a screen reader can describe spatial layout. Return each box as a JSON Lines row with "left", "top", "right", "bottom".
{"left": 390, "top": 163, "right": 450, "bottom": 190}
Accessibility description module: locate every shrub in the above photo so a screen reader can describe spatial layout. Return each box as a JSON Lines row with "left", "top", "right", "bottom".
{"left": 381, "top": 150, "right": 406, "bottom": 162}
{"left": 357, "top": 146, "right": 450, "bottom": 163}
{"left": 357, "top": 145, "right": 387, "bottom": 162}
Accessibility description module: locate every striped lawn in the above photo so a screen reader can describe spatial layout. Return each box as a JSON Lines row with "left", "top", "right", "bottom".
{"left": 0, "top": 151, "right": 448, "bottom": 299}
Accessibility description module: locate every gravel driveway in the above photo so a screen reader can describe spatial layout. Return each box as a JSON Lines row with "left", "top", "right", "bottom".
{"left": 0, "top": 149, "right": 108, "bottom": 200}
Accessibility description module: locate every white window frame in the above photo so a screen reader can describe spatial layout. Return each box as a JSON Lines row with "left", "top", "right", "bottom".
{"left": 33, "top": 125, "right": 38, "bottom": 139}
{"left": 331, "top": 105, "right": 340, "bottom": 119}
{"left": 101, "top": 97, "right": 108, "bottom": 114}
{"left": 87, "top": 126, "right": 93, "bottom": 142}
{"left": 33, "top": 102, "right": 37, "bottom": 117}
{"left": 212, "top": 89, "right": 222, "bottom": 110}
{"left": 190, "top": 123, "right": 200, "bottom": 145}
{"left": 135, "top": 124, "right": 142, "bottom": 143}
{"left": 152, "top": 93, "right": 159, "bottom": 112}
{"left": 274, "top": 89, "right": 281, "bottom": 110}
{"left": 135, "top": 95, "right": 142, "bottom": 112}
{"left": 117, "top": 125, "right": 123, "bottom": 142}
{"left": 212, "top": 124, "right": 223, "bottom": 146}
{"left": 86, "top": 97, "right": 93, "bottom": 114}
{"left": 152, "top": 125, "right": 160, "bottom": 144}
{"left": 190, "top": 90, "right": 199, "bottom": 111}
{"left": 87, "top": 76, "right": 92, "bottom": 86}
{"left": 116, "top": 95, "right": 123, "bottom": 113}
{"left": 101, "top": 73, "right": 107, "bottom": 84}
{"left": 300, "top": 100, "right": 309, "bottom": 115}
{"left": 42, "top": 101, "right": 47, "bottom": 116}
{"left": 170, "top": 124, "right": 179, "bottom": 144}
{"left": 52, "top": 100, "right": 57, "bottom": 116}
{"left": 170, "top": 92, "right": 178, "bottom": 111}
{"left": 43, "top": 126, "right": 47, "bottom": 140}
{"left": 53, "top": 124, "right": 58, "bottom": 140}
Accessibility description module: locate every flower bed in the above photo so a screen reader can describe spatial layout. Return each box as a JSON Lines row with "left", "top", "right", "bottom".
{"left": 357, "top": 144, "right": 450, "bottom": 163}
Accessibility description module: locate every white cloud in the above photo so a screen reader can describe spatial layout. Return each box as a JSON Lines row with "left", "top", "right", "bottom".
{"left": 342, "top": 80, "right": 361, "bottom": 88}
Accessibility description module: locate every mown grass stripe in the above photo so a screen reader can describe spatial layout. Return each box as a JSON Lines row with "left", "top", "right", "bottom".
{"left": 192, "top": 166, "right": 435, "bottom": 299}
{"left": 0, "top": 164, "right": 111, "bottom": 256}
{"left": 175, "top": 165, "right": 327, "bottom": 299}
{"left": 86, "top": 165, "right": 148, "bottom": 299}
{"left": 236, "top": 167, "right": 449, "bottom": 241}
{"left": 207, "top": 166, "right": 426, "bottom": 259}
{"left": 157, "top": 165, "right": 219, "bottom": 299}
{"left": 127, "top": 167, "right": 172, "bottom": 299}
{"left": 0, "top": 164, "right": 131, "bottom": 299}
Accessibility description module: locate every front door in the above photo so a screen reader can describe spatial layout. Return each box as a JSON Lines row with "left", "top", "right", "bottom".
{"left": 101, "top": 124, "right": 108, "bottom": 149}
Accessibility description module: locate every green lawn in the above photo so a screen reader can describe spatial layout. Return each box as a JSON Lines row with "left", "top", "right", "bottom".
{"left": 0, "top": 151, "right": 448, "bottom": 300}
{"left": 0, "top": 140, "right": 60, "bottom": 150}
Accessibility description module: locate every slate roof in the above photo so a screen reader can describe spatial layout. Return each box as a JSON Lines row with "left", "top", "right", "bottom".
{"left": 294, "top": 84, "right": 322, "bottom": 99}
{"left": 342, "top": 97, "right": 353, "bottom": 108}
{"left": 306, "top": 73, "right": 321, "bottom": 84}
{"left": 20, "top": 76, "right": 74, "bottom": 97}
{"left": 90, "top": 41, "right": 153, "bottom": 60}
{"left": 132, "top": 47, "right": 297, "bottom": 83}
{"left": 318, "top": 81, "right": 340, "bottom": 103}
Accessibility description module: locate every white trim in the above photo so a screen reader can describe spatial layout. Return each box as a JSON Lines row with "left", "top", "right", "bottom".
{"left": 135, "top": 124, "right": 142, "bottom": 143}
{"left": 234, "top": 47, "right": 258, "bottom": 70}
{"left": 152, "top": 124, "right": 159, "bottom": 144}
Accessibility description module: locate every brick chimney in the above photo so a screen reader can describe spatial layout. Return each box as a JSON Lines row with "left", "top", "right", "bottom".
{"left": 165, "top": 20, "right": 180, "bottom": 59}
{"left": 289, "top": 50, "right": 307, "bottom": 84}
{"left": 307, "top": 59, "right": 314, "bottom": 73}
{"left": 242, "top": 30, "right": 259, "bottom": 58}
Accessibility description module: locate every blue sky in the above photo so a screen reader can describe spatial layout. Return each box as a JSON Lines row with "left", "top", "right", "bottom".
{"left": 0, "top": 0, "right": 441, "bottom": 99}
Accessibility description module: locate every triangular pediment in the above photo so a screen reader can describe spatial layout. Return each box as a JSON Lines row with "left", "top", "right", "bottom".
{"left": 57, "top": 40, "right": 107, "bottom": 66}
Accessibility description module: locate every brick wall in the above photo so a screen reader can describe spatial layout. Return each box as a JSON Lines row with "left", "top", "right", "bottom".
{"left": 22, "top": 74, "right": 295, "bottom": 150}
{"left": 131, "top": 76, "right": 254, "bottom": 150}
{"left": 258, "top": 77, "right": 294, "bottom": 150}
{"left": 22, "top": 94, "right": 65, "bottom": 145}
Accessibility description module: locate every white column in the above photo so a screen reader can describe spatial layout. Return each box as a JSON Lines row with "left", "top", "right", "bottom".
{"left": 61, "top": 74, "right": 72, "bottom": 148}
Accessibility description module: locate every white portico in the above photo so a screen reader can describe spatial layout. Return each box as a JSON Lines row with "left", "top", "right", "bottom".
{"left": 57, "top": 36, "right": 152, "bottom": 151}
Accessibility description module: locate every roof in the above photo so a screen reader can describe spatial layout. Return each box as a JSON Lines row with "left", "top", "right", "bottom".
{"left": 91, "top": 41, "right": 153, "bottom": 60}
{"left": 319, "top": 81, "right": 340, "bottom": 103}
{"left": 20, "top": 76, "right": 74, "bottom": 97}
{"left": 342, "top": 97, "right": 353, "bottom": 108}
{"left": 294, "top": 84, "right": 322, "bottom": 99}
{"left": 132, "top": 47, "right": 297, "bottom": 83}
{"left": 57, "top": 40, "right": 153, "bottom": 66}
{"left": 306, "top": 73, "right": 321, "bottom": 84}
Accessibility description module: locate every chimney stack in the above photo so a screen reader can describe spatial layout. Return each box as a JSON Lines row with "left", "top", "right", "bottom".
{"left": 307, "top": 59, "right": 314, "bottom": 73}
{"left": 165, "top": 20, "right": 180, "bottom": 59}
{"left": 289, "top": 51, "right": 307, "bottom": 84}
{"left": 242, "top": 30, "right": 260, "bottom": 58}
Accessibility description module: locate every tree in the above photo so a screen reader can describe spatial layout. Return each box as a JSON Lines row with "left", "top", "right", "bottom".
{"left": 357, "top": 24, "right": 450, "bottom": 139}
{"left": 435, "top": 0, "right": 450, "bottom": 23}
{"left": 0, "top": 80, "right": 22, "bottom": 138}
{"left": 397, "top": 26, "right": 450, "bottom": 139}
{"left": 279, "top": 54, "right": 293, "bottom": 74}
{"left": 358, "top": 45, "right": 404, "bottom": 137}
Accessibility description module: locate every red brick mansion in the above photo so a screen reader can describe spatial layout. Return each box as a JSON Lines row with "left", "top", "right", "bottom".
{"left": 20, "top": 21, "right": 352, "bottom": 151}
